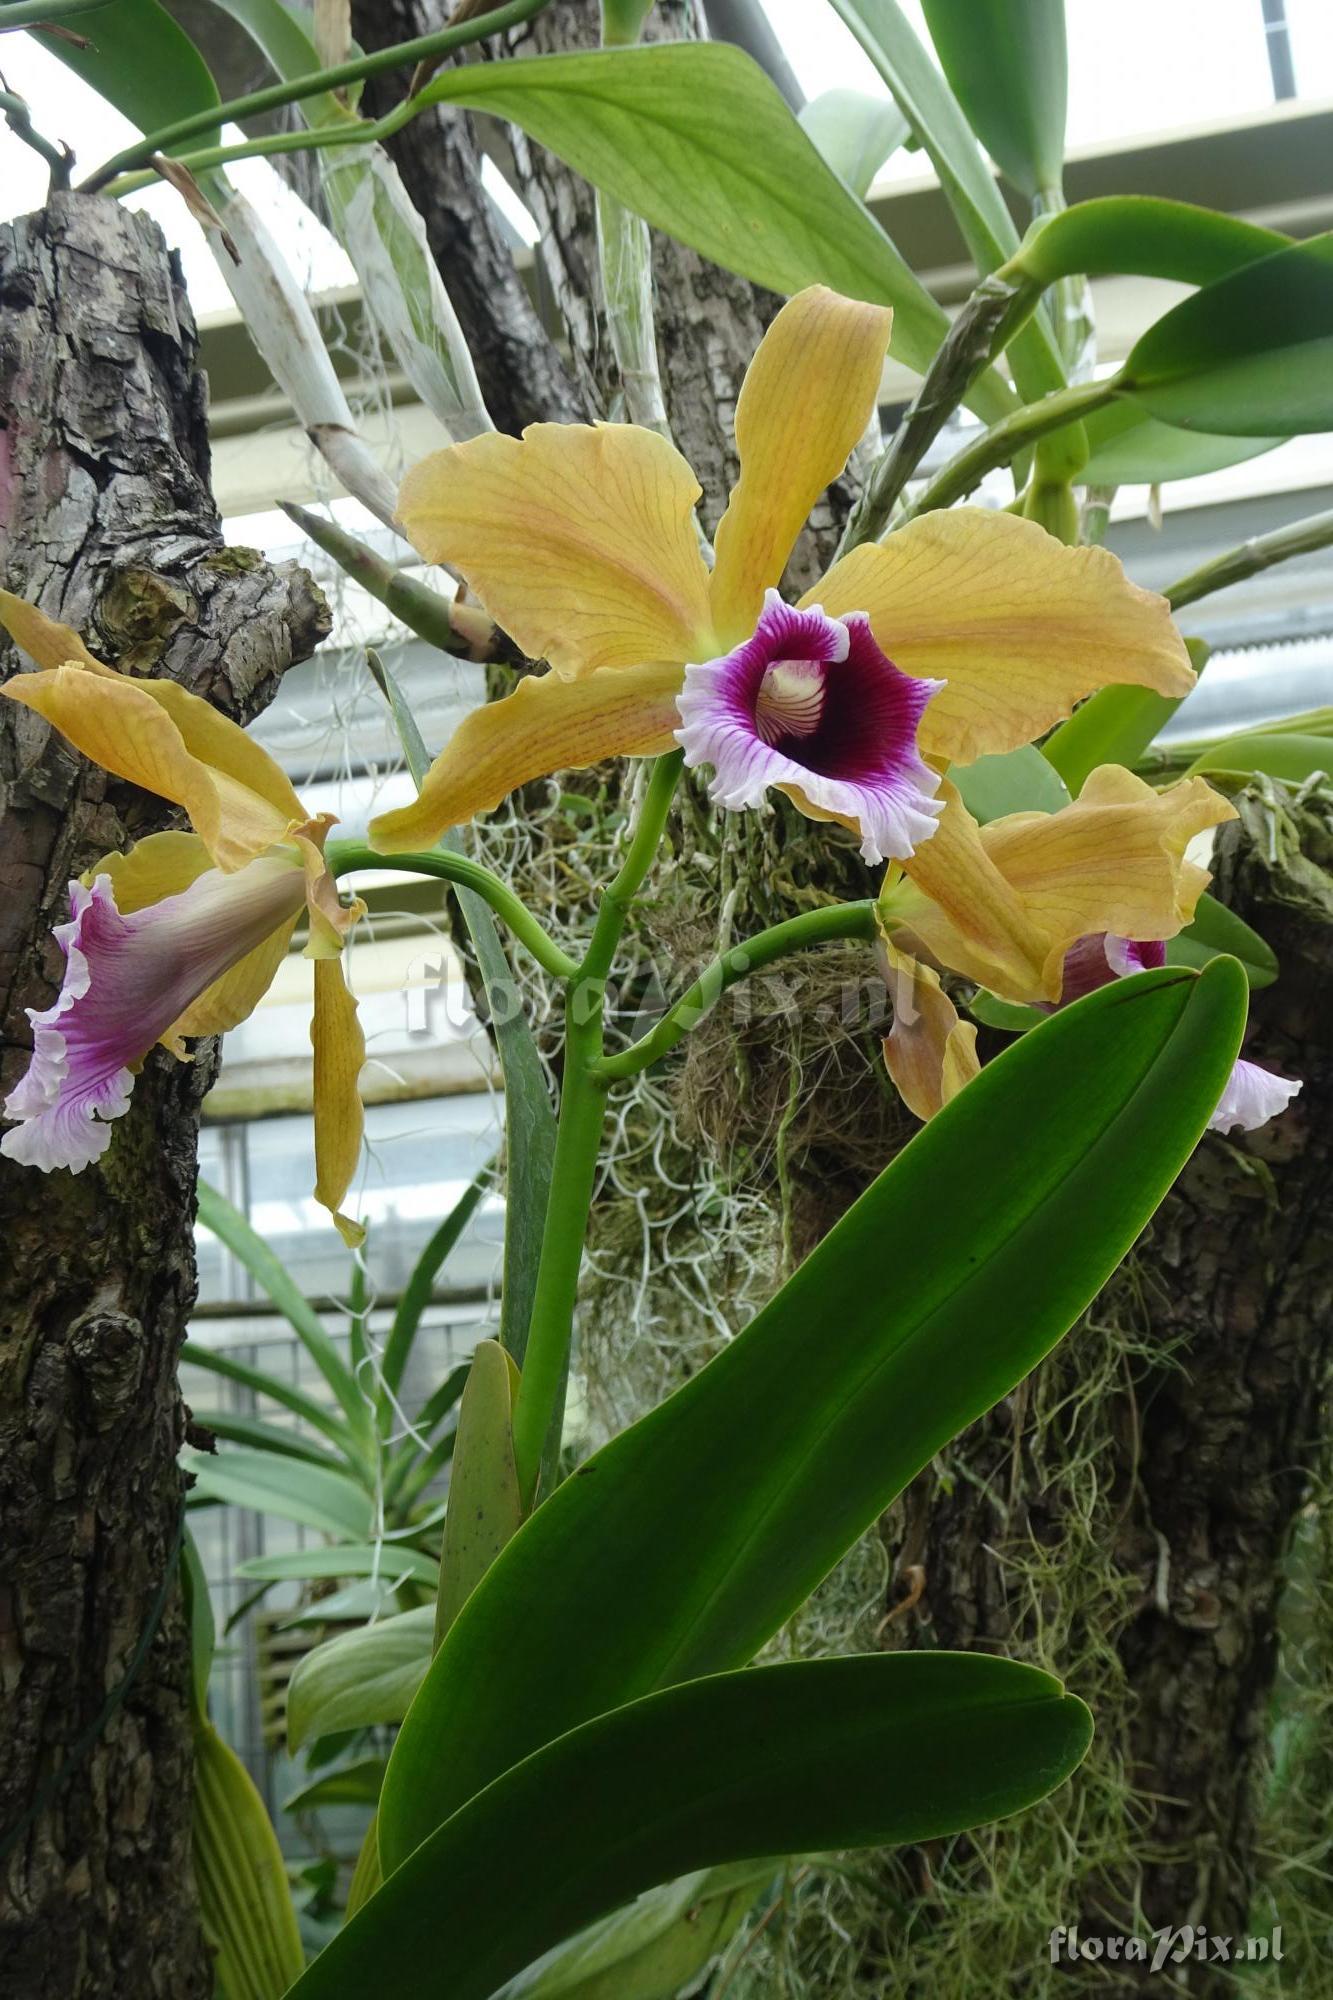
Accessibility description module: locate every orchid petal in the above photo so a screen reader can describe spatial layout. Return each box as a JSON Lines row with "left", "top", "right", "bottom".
{"left": 369, "top": 661, "right": 683, "bottom": 852}
{"left": 676, "top": 591, "right": 942, "bottom": 864}
{"left": 312, "top": 956, "right": 366, "bottom": 1248}
{"left": 809, "top": 510, "right": 1196, "bottom": 765}
{"left": 895, "top": 768, "right": 1235, "bottom": 1003}
{"left": 3, "top": 663, "right": 302, "bottom": 872}
{"left": 710, "top": 288, "right": 892, "bottom": 648}
{"left": 1208, "top": 1057, "right": 1301, "bottom": 1134}
{"left": 880, "top": 934, "right": 979, "bottom": 1122}
{"left": 398, "top": 425, "right": 713, "bottom": 679}
{"left": 0, "top": 589, "right": 113, "bottom": 674}
{"left": 1, "top": 858, "right": 306, "bottom": 1172}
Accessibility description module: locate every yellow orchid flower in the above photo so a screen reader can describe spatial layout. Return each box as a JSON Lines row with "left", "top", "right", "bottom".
{"left": 369, "top": 285, "right": 1196, "bottom": 864}
{"left": 0, "top": 592, "right": 367, "bottom": 1243}
{"left": 878, "top": 764, "right": 1300, "bottom": 1135}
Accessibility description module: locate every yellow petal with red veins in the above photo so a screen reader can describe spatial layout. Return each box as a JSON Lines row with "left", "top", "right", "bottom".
{"left": 808, "top": 509, "right": 1195, "bottom": 766}
{"left": 3, "top": 665, "right": 300, "bottom": 871}
{"left": 397, "top": 424, "right": 712, "bottom": 679}
{"left": 895, "top": 768, "right": 1236, "bottom": 1003}
{"left": 312, "top": 956, "right": 367, "bottom": 1248}
{"left": 710, "top": 288, "right": 892, "bottom": 648}
{"left": 880, "top": 934, "right": 980, "bottom": 1122}
{"left": 0, "top": 589, "right": 115, "bottom": 674}
{"left": 369, "top": 661, "right": 683, "bottom": 852}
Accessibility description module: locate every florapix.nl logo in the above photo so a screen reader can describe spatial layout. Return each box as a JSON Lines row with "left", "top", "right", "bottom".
{"left": 1049, "top": 1925, "right": 1285, "bottom": 1973}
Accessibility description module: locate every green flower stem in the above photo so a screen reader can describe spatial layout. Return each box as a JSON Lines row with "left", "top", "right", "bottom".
{"left": 1166, "top": 505, "right": 1333, "bottom": 613}
{"left": 900, "top": 374, "right": 1120, "bottom": 523}
{"left": 327, "top": 842, "right": 577, "bottom": 982}
{"left": 508, "top": 753, "right": 684, "bottom": 1509}
{"left": 593, "top": 900, "right": 880, "bottom": 1085}
{"left": 105, "top": 118, "right": 392, "bottom": 198}
{"left": 79, "top": 0, "right": 550, "bottom": 191}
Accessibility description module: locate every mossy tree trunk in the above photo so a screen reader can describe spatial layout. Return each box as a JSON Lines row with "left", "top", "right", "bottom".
{"left": 0, "top": 196, "right": 328, "bottom": 1997}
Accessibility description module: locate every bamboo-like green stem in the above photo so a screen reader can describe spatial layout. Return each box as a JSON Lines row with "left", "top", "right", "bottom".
{"left": 3, "top": 0, "right": 110, "bottom": 26}
{"left": 1166, "top": 506, "right": 1333, "bottom": 613}
{"left": 593, "top": 900, "right": 880, "bottom": 1084}
{"left": 900, "top": 374, "right": 1120, "bottom": 523}
{"left": 79, "top": 0, "right": 549, "bottom": 191}
{"left": 507, "top": 753, "right": 683, "bottom": 1508}
{"left": 327, "top": 842, "right": 577, "bottom": 981}
{"left": 279, "top": 502, "right": 494, "bottom": 659}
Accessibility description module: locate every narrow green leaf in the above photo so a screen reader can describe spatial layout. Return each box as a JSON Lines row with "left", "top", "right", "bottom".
{"left": 1123, "top": 232, "right": 1333, "bottom": 436}
{"left": 182, "top": 1339, "right": 357, "bottom": 1454}
{"left": 287, "top": 1607, "right": 434, "bottom": 1752}
{"left": 1166, "top": 893, "right": 1278, "bottom": 990}
{"left": 183, "top": 1446, "right": 373, "bottom": 1542}
{"left": 435, "top": 1340, "right": 524, "bottom": 1648}
{"left": 237, "top": 1544, "right": 438, "bottom": 1586}
{"left": 203, "top": 0, "right": 346, "bottom": 123}
{"left": 291, "top": 1655, "right": 1092, "bottom": 2000}
{"left": 416, "top": 42, "right": 999, "bottom": 399}
{"left": 187, "top": 1409, "right": 347, "bottom": 1471}
{"left": 379, "top": 962, "right": 1247, "bottom": 1867}
{"left": 949, "top": 744, "right": 1070, "bottom": 824}
{"left": 283, "top": 1757, "right": 388, "bottom": 1815}
{"left": 921, "top": 0, "right": 1067, "bottom": 198}
{"left": 44, "top": 0, "right": 221, "bottom": 151}
{"left": 797, "top": 87, "right": 909, "bottom": 200}
{"left": 195, "top": 1180, "right": 367, "bottom": 1433}
{"left": 381, "top": 1172, "right": 489, "bottom": 1401}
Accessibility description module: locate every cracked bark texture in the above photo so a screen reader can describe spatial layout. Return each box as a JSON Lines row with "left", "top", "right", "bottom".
{"left": 0, "top": 196, "right": 328, "bottom": 1998}
{"left": 882, "top": 791, "right": 1333, "bottom": 1995}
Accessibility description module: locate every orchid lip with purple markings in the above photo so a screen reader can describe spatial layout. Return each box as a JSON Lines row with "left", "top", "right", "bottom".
{"left": 1054, "top": 930, "right": 1300, "bottom": 1135}
{"left": 674, "top": 589, "right": 945, "bottom": 865}
{"left": 2, "top": 857, "right": 305, "bottom": 1173}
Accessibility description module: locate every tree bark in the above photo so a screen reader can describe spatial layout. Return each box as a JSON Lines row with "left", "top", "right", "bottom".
{"left": 880, "top": 789, "right": 1333, "bottom": 1995}
{"left": 0, "top": 196, "right": 328, "bottom": 1999}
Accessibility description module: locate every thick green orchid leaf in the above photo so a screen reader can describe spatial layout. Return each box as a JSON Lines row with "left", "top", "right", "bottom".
{"left": 287, "top": 1606, "right": 434, "bottom": 1752}
{"left": 290, "top": 1654, "right": 1092, "bottom": 2000}
{"left": 415, "top": 42, "right": 1000, "bottom": 405}
{"left": 378, "top": 961, "right": 1246, "bottom": 1868}
{"left": 1167, "top": 894, "right": 1278, "bottom": 991}
{"left": 1123, "top": 233, "right": 1333, "bottom": 436}
{"left": 950, "top": 745, "right": 1071, "bottom": 824}
{"left": 968, "top": 990, "right": 1047, "bottom": 1035}
{"left": 183, "top": 1447, "right": 373, "bottom": 1542}
{"left": 42, "top": 0, "right": 221, "bottom": 152}
{"left": 921, "top": 0, "right": 1067, "bottom": 199}
{"left": 236, "top": 1545, "right": 439, "bottom": 1586}
{"left": 1014, "top": 195, "right": 1288, "bottom": 288}
{"left": 1080, "top": 403, "right": 1282, "bottom": 486}
{"left": 490, "top": 1864, "right": 773, "bottom": 2000}
{"left": 798, "top": 87, "right": 910, "bottom": 199}
{"left": 1185, "top": 731, "right": 1333, "bottom": 786}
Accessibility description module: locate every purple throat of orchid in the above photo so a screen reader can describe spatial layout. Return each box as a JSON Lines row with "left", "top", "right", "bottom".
{"left": 2, "top": 859, "right": 305, "bottom": 1175}
{"left": 1057, "top": 932, "right": 1301, "bottom": 1136}
{"left": 675, "top": 590, "right": 945, "bottom": 865}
